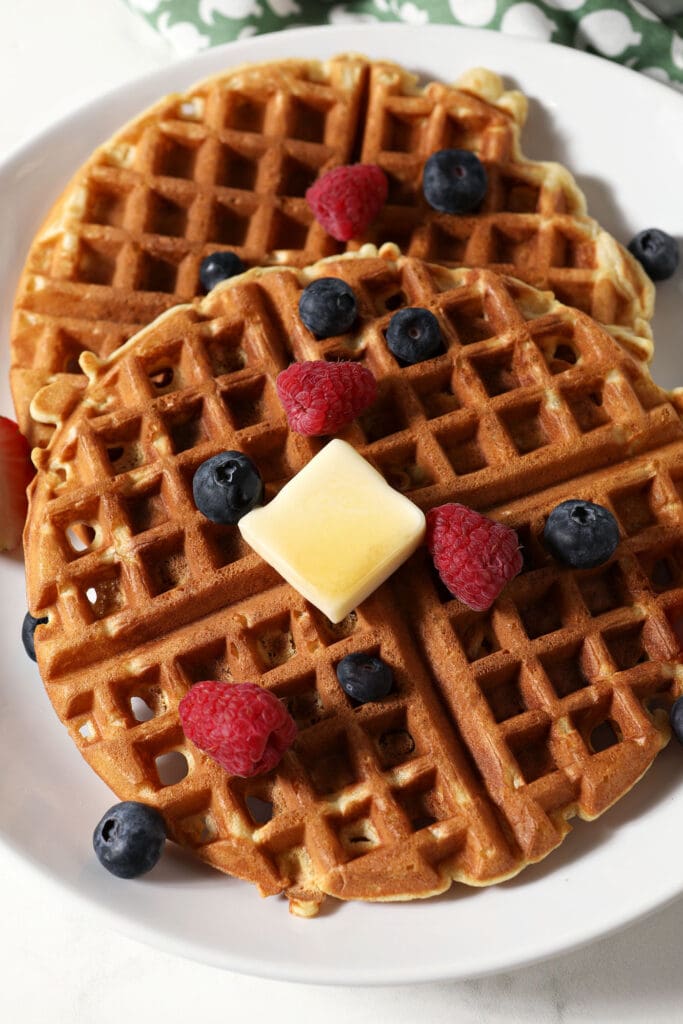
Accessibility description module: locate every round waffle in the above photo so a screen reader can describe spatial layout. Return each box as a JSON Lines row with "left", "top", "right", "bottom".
{"left": 25, "top": 246, "right": 682, "bottom": 916}
{"left": 12, "top": 55, "right": 653, "bottom": 449}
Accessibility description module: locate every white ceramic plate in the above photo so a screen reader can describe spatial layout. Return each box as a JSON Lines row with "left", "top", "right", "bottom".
{"left": 1, "top": 24, "right": 682, "bottom": 986}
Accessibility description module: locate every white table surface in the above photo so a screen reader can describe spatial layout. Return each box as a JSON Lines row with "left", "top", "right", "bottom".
{"left": 1, "top": 3, "right": 681, "bottom": 1021}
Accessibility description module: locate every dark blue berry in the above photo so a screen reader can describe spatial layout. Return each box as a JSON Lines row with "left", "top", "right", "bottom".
{"left": 423, "top": 149, "right": 488, "bottom": 215}
{"left": 199, "top": 251, "right": 245, "bottom": 292}
{"left": 543, "top": 500, "right": 620, "bottom": 570}
{"left": 670, "top": 697, "right": 683, "bottom": 745}
{"left": 336, "top": 652, "right": 393, "bottom": 704}
{"left": 193, "top": 450, "right": 263, "bottom": 524}
{"left": 93, "top": 801, "right": 166, "bottom": 879}
{"left": 298, "top": 278, "right": 357, "bottom": 339}
{"left": 386, "top": 307, "right": 443, "bottom": 364}
{"left": 22, "top": 611, "right": 47, "bottom": 662}
{"left": 627, "top": 229, "right": 678, "bottom": 282}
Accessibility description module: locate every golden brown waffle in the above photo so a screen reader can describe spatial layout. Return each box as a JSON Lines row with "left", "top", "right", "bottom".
{"left": 24, "top": 246, "right": 682, "bottom": 916}
{"left": 12, "top": 56, "right": 654, "bottom": 449}
{"left": 354, "top": 63, "right": 652, "bottom": 344}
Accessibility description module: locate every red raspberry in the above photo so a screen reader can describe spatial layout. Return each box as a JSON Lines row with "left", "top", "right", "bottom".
{"left": 276, "top": 360, "right": 377, "bottom": 436}
{"left": 179, "top": 681, "right": 296, "bottom": 778}
{"left": 426, "top": 503, "right": 522, "bottom": 612}
{"left": 306, "top": 164, "right": 388, "bottom": 242}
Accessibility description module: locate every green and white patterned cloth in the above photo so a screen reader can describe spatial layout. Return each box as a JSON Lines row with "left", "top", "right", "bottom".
{"left": 124, "top": 1, "right": 683, "bottom": 88}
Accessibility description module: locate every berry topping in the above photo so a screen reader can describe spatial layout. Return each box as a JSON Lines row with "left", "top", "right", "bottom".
{"left": 276, "top": 360, "right": 377, "bottom": 436}
{"left": 306, "top": 163, "right": 388, "bottom": 242}
{"left": 426, "top": 503, "right": 522, "bottom": 612}
{"left": 93, "top": 801, "right": 166, "bottom": 879}
{"left": 543, "top": 500, "right": 620, "bottom": 569}
{"left": 0, "top": 416, "right": 33, "bottom": 552}
{"left": 22, "top": 611, "right": 48, "bottom": 662}
{"left": 336, "top": 652, "right": 394, "bottom": 704}
{"left": 670, "top": 697, "right": 683, "bottom": 745}
{"left": 298, "top": 277, "right": 358, "bottom": 338}
{"left": 199, "top": 250, "right": 245, "bottom": 292}
{"left": 192, "top": 451, "right": 263, "bottom": 524}
{"left": 179, "top": 681, "right": 296, "bottom": 777}
{"left": 423, "top": 149, "right": 488, "bottom": 215}
{"left": 386, "top": 307, "right": 443, "bottom": 364}
{"left": 627, "top": 229, "right": 679, "bottom": 282}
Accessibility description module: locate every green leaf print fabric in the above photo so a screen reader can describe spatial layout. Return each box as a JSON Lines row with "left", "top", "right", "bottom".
{"left": 124, "top": 1, "right": 683, "bottom": 88}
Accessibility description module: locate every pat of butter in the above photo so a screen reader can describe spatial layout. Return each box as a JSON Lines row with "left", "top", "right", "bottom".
{"left": 239, "top": 439, "right": 426, "bottom": 623}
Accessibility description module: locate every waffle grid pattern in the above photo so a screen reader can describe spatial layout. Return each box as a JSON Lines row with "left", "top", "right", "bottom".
{"left": 11, "top": 56, "right": 366, "bottom": 446}
{"left": 408, "top": 447, "right": 683, "bottom": 861}
{"left": 356, "top": 65, "right": 650, "bottom": 337}
{"left": 12, "top": 57, "right": 652, "bottom": 447}
{"left": 26, "top": 254, "right": 682, "bottom": 913}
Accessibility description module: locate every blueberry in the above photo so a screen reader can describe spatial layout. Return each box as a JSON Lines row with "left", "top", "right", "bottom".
{"left": 192, "top": 450, "right": 263, "bottom": 524}
{"left": 336, "top": 652, "right": 393, "bottom": 704}
{"left": 22, "top": 611, "right": 47, "bottom": 662}
{"left": 543, "top": 500, "right": 620, "bottom": 570}
{"left": 93, "top": 801, "right": 166, "bottom": 879}
{"left": 671, "top": 697, "right": 683, "bottom": 745}
{"left": 386, "top": 307, "right": 443, "bottom": 364}
{"left": 627, "top": 229, "right": 678, "bottom": 282}
{"left": 423, "top": 149, "right": 488, "bottom": 215}
{"left": 298, "top": 278, "right": 357, "bottom": 339}
{"left": 199, "top": 251, "right": 245, "bottom": 292}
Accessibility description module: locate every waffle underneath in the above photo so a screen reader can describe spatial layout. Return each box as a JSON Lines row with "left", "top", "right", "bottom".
{"left": 11, "top": 56, "right": 653, "bottom": 448}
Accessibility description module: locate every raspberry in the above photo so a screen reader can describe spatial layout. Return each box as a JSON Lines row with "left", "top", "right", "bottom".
{"left": 179, "top": 681, "right": 296, "bottom": 778}
{"left": 306, "top": 164, "right": 388, "bottom": 242}
{"left": 276, "top": 360, "right": 377, "bottom": 436}
{"left": 426, "top": 503, "right": 522, "bottom": 612}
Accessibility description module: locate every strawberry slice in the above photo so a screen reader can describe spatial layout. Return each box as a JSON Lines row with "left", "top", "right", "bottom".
{"left": 0, "top": 417, "right": 33, "bottom": 552}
